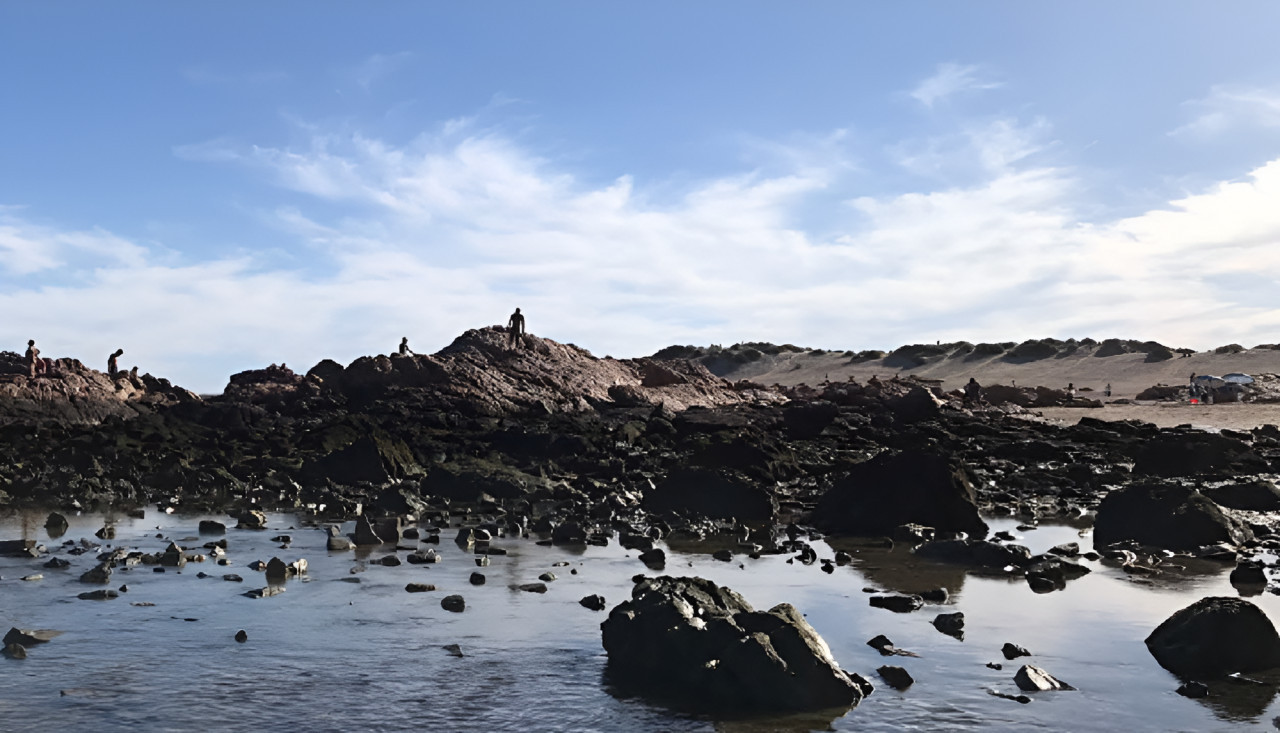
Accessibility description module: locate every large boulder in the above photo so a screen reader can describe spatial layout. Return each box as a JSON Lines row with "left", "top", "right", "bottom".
{"left": 600, "top": 576, "right": 863, "bottom": 712}
{"left": 1146, "top": 597, "right": 1280, "bottom": 677}
{"left": 1132, "top": 432, "right": 1267, "bottom": 478}
{"left": 1094, "top": 482, "right": 1251, "bottom": 551}
{"left": 1203, "top": 480, "right": 1280, "bottom": 511}
{"left": 644, "top": 467, "right": 778, "bottom": 521}
{"left": 812, "top": 450, "right": 988, "bottom": 538}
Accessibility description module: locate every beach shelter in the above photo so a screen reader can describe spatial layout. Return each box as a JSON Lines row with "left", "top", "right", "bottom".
{"left": 1192, "top": 375, "right": 1226, "bottom": 387}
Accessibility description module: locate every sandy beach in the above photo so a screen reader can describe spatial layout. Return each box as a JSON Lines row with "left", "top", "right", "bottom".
{"left": 1030, "top": 402, "right": 1280, "bottom": 432}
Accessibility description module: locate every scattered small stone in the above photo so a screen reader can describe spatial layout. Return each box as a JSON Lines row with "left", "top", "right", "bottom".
{"left": 869, "top": 594, "right": 924, "bottom": 613}
{"left": 517, "top": 582, "right": 548, "bottom": 593}
{"left": 78, "top": 590, "right": 119, "bottom": 601}
{"left": 235, "top": 630, "right": 248, "bottom": 643}
{"left": 4, "top": 643, "right": 27, "bottom": 659}
{"left": 933, "top": 612, "right": 965, "bottom": 639}
{"left": 579, "top": 594, "right": 607, "bottom": 611}
{"left": 538, "top": 572, "right": 557, "bottom": 582}
{"left": 469, "top": 572, "right": 486, "bottom": 585}
{"left": 1002, "top": 643, "right": 1031, "bottom": 660}
{"left": 199, "top": 520, "right": 226, "bottom": 535}
{"left": 639, "top": 548, "right": 665, "bottom": 569}
{"left": 443, "top": 643, "right": 464, "bottom": 657}
{"left": 242, "top": 586, "right": 285, "bottom": 599}
{"left": 223, "top": 574, "right": 243, "bottom": 582}
{"left": 918, "top": 588, "right": 949, "bottom": 603}
{"left": 1176, "top": 680, "right": 1208, "bottom": 698}
{"left": 987, "top": 689, "right": 1031, "bottom": 704}
{"left": 986, "top": 662, "right": 1003, "bottom": 670}
{"left": 129, "top": 602, "right": 155, "bottom": 607}
{"left": 43, "top": 557, "right": 70, "bottom": 569}
{"left": 866, "top": 634, "right": 919, "bottom": 657}
{"left": 441, "top": 594, "right": 465, "bottom": 612}
{"left": 876, "top": 665, "right": 914, "bottom": 690}
{"left": 405, "top": 583, "right": 437, "bottom": 593}
{"left": 1014, "top": 664, "right": 1075, "bottom": 692}
{"left": 21, "top": 574, "right": 43, "bottom": 582}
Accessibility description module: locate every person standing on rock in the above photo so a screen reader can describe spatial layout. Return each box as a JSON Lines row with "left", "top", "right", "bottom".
{"left": 108, "top": 349, "right": 124, "bottom": 379}
{"left": 398, "top": 337, "right": 415, "bottom": 357}
{"left": 25, "top": 340, "right": 44, "bottom": 379}
{"left": 507, "top": 308, "right": 526, "bottom": 349}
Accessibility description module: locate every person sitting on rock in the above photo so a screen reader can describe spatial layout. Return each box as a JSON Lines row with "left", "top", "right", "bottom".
{"left": 398, "top": 337, "right": 415, "bottom": 356}
{"left": 108, "top": 348, "right": 124, "bottom": 379}
{"left": 25, "top": 340, "right": 44, "bottom": 379}
{"left": 964, "top": 377, "right": 983, "bottom": 404}
{"left": 507, "top": 307, "right": 526, "bottom": 349}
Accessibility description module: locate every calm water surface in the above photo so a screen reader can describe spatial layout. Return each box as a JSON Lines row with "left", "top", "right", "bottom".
{"left": 0, "top": 510, "right": 1276, "bottom": 732}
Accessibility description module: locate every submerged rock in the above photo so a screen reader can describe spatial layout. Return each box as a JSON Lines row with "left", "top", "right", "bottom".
{"left": 600, "top": 575, "right": 863, "bottom": 712}
{"left": 876, "top": 665, "right": 914, "bottom": 690}
{"left": 1145, "top": 596, "right": 1280, "bottom": 678}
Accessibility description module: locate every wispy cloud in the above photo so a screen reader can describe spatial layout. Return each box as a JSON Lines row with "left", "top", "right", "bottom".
{"left": 1171, "top": 84, "right": 1280, "bottom": 138}
{"left": 909, "top": 62, "right": 1002, "bottom": 108}
{"left": 10, "top": 111, "right": 1280, "bottom": 391}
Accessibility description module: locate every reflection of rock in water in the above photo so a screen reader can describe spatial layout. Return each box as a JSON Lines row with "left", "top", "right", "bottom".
{"left": 825, "top": 538, "right": 968, "bottom": 598}
{"left": 1192, "top": 671, "right": 1280, "bottom": 722}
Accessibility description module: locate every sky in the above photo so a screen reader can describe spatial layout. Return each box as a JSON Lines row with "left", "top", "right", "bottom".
{"left": 4, "top": 2, "right": 1280, "bottom": 393}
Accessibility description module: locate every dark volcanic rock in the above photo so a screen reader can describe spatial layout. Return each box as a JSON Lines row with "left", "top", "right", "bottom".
{"left": 1203, "top": 480, "right": 1280, "bottom": 511}
{"left": 644, "top": 467, "right": 778, "bottom": 521}
{"left": 812, "top": 450, "right": 988, "bottom": 538}
{"left": 600, "top": 575, "right": 863, "bottom": 712}
{"left": 1094, "top": 482, "right": 1252, "bottom": 551}
{"left": 1132, "top": 432, "right": 1267, "bottom": 478}
{"left": 1145, "top": 597, "right": 1280, "bottom": 678}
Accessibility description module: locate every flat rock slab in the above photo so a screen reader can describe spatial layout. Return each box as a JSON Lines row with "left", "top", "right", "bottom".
{"left": 1014, "top": 664, "right": 1075, "bottom": 691}
{"left": 4, "top": 628, "right": 64, "bottom": 646}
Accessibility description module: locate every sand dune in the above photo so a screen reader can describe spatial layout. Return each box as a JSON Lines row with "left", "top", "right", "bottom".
{"left": 717, "top": 344, "right": 1280, "bottom": 400}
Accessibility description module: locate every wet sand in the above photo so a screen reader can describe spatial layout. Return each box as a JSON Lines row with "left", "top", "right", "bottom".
{"left": 1032, "top": 402, "right": 1280, "bottom": 432}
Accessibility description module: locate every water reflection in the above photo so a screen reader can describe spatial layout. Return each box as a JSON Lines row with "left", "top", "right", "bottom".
{"left": 1196, "top": 671, "right": 1280, "bottom": 722}
{"left": 826, "top": 538, "right": 969, "bottom": 597}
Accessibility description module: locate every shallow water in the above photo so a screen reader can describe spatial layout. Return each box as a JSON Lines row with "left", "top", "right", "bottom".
{"left": 1, "top": 510, "right": 1277, "bottom": 732}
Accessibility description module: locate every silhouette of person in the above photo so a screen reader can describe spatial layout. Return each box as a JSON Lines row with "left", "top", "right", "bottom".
{"left": 25, "top": 340, "right": 43, "bottom": 379}
{"left": 108, "top": 349, "right": 124, "bottom": 379}
{"left": 398, "top": 337, "right": 415, "bottom": 356}
{"left": 507, "top": 308, "right": 525, "bottom": 349}
{"left": 964, "top": 377, "right": 982, "bottom": 403}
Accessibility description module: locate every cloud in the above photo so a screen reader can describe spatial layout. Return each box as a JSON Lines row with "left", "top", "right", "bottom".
{"left": 9, "top": 112, "right": 1280, "bottom": 392}
{"left": 909, "top": 62, "right": 1002, "bottom": 108}
{"left": 1171, "top": 85, "right": 1280, "bottom": 138}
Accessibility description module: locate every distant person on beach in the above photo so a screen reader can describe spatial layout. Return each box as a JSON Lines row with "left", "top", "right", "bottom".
{"left": 1067, "top": 382, "right": 1076, "bottom": 398}
{"left": 398, "top": 337, "right": 415, "bottom": 357}
{"left": 108, "top": 349, "right": 124, "bottom": 378}
{"left": 507, "top": 308, "right": 525, "bottom": 349}
{"left": 964, "top": 377, "right": 982, "bottom": 404}
{"left": 1104, "top": 383, "right": 1112, "bottom": 397}
{"left": 25, "top": 340, "right": 44, "bottom": 378}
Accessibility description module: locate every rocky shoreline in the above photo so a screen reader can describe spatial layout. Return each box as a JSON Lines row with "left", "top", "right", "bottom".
{"left": 6, "top": 325, "right": 1280, "bottom": 712}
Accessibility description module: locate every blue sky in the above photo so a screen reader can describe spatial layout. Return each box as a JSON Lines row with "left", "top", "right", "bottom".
{"left": 4, "top": 3, "right": 1280, "bottom": 392}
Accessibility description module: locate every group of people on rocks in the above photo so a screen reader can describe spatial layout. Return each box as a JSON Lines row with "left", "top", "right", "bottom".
{"left": 23, "top": 308, "right": 531, "bottom": 385}
{"left": 24, "top": 340, "right": 129, "bottom": 383}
